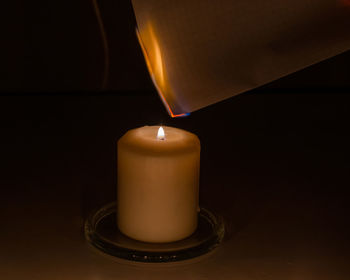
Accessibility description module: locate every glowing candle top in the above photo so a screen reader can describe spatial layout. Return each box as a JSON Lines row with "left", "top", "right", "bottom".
{"left": 118, "top": 126, "right": 199, "bottom": 156}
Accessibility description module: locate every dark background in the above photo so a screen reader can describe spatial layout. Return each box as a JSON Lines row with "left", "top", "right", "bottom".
{"left": 1, "top": 0, "right": 349, "bottom": 92}
{"left": 1, "top": 1, "right": 350, "bottom": 279}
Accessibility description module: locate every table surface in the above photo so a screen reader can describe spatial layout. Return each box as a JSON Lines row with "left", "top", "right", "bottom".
{"left": 1, "top": 91, "right": 349, "bottom": 279}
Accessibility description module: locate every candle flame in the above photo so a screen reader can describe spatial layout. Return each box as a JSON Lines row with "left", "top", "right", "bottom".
{"left": 157, "top": 126, "right": 165, "bottom": 140}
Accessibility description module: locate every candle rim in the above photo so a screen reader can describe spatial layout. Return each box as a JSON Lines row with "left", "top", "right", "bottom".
{"left": 118, "top": 125, "right": 200, "bottom": 156}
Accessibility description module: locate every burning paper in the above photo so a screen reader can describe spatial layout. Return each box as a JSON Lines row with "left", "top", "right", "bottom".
{"left": 132, "top": 0, "right": 350, "bottom": 117}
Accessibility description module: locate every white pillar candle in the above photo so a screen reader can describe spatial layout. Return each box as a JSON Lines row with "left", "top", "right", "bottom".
{"left": 117, "top": 125, "right": 200, "bottom": 243}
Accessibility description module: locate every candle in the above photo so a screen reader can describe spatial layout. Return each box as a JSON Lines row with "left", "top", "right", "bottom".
{"left": 117, "top": 125, "right": 200, "bottom": 243}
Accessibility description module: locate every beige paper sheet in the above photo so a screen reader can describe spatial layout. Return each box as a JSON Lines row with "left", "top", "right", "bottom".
{"left": 132, "top": 0, "right": 350, "bottom": 117}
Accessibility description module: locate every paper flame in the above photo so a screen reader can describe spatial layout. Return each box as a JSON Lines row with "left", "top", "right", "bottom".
{"left": 136, "top": 25, "right": 189, "bottom": 118}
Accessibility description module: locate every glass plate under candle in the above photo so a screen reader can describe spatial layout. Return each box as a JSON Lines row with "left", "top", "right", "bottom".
{"left": 84, "top": 202, "right": 225, "bottom": 263}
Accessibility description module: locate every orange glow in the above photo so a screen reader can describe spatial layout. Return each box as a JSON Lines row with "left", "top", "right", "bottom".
{"left": 136, "top": 25, "right": 188, "bottom": 118}
{"left": 136, "top": 25, "right": 164, "bottom": 89}
{"left": 339, "top": 0, "right": 350, "bottom": 5}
